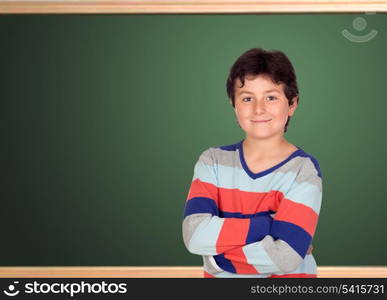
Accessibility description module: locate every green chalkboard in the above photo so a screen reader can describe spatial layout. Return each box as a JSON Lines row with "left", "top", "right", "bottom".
{"left": 1, "top": 14, "right": 386, "bottom": 266}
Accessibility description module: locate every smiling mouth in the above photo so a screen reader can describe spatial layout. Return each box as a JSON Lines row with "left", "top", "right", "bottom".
{"left": 251, "top": 119, "right": 271, "bottom": 123}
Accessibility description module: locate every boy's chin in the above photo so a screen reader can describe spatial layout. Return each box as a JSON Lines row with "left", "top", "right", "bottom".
{"left": 244, "top": 131, "right": 283, "bottom": 140}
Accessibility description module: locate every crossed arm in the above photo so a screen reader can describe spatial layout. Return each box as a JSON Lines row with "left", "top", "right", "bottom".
{"left": 182, "top": 152, "right": 322, "bottom": 274}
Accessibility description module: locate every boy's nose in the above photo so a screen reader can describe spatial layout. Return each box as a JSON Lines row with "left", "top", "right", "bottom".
{"left": 254, "top": 99, "right": 266, "bottom": 113}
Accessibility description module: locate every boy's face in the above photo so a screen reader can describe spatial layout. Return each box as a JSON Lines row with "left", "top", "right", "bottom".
{"left": 232, "top": 74, "right": 298, "bottom": 141}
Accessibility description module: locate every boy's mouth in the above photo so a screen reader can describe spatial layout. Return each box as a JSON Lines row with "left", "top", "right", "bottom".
{"left": 251, "top": 119, "right": 271, "bottom": 123}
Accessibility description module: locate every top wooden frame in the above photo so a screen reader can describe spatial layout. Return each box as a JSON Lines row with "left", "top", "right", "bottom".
{"left": 1, "top": 0, "right": 387, "bottom": 14}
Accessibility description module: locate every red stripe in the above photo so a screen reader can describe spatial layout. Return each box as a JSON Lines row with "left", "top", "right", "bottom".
{"left": 188, "top": 183, "right": 285, "bottom": 215}
{"left": 218, "top": 188, "right": 281, "bottom": 214}
{"left": 204, "top": 271, "right": 215, "bottom": 278}
{"left": 216, "top": 218, "right": 250, "bottom": 253}
{"left": 187, "top": 179, "right": 219, "bottom": 206}
{"left": 274, "top": 198, "right": 318, "bottom": 237}
{"left": 224, "top": 247, "right": 259, "bottom": 274}
{"left": 270, "top": 273, "right": 317, "bottom": 278}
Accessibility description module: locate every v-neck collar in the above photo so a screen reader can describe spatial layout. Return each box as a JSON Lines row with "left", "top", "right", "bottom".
{"left": 237, "top": 139, "right": 303, "bottom": 180}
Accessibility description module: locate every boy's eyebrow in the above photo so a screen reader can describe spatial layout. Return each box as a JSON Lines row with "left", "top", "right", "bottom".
{"left": 237, "top": 88, "right": 281, "bottom": 96}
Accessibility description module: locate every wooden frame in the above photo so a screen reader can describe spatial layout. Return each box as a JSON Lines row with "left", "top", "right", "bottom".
{"left": 0, "top": 0, "right": 387, "bottom": 14}
{"left": 0, "top": 266, "right": 387, "bottom": 278}
{"left": 0, "top": 0, "right": 386, "bottom": 278}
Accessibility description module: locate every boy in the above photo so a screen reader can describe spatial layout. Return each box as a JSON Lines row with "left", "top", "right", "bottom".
{"left": 182, "top": 47, "right": 322, "bottom": 278}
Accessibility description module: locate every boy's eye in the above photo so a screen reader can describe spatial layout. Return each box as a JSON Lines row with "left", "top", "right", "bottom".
{"left": 242, "top": 97, "right": 252, "bottom": 102}
{"left": 266, "top": 96, "right": 277, "bottom": 101}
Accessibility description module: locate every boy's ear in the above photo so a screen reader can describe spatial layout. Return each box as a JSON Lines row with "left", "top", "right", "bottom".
{"left": 289, "top": 96, "right": 298, "bottom": 116}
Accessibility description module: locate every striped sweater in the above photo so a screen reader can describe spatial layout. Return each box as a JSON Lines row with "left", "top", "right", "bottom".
{"left": 182, "top": 139, "right": 323, "bottom": 278}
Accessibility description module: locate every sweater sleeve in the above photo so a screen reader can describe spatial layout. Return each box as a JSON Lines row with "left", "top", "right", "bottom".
{"left": 213, "top": 158, "right": 323, "bottom": 274}
{"left": 182, "top": 148, "right": 273, "bottom": 256}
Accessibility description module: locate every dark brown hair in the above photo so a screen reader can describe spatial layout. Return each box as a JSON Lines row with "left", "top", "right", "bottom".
{"left": 226, "top": 48, "right": 299, "bottom": 132}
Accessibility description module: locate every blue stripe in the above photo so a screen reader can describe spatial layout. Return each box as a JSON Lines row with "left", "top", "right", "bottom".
{"left": 219, "top": 210, "right": 275, "bottom": 218}
{"left": 214, "top": 254, "right": 236, "bottom": 273}
{"left": 184, "top": 197, "right": 275, "bottom": 219}
{"left": 218, "top": 141, "right": 240, "bottom": 151}
{"left": 246, "top": 214, "right": 273, "bottom": 244}
{"left": 183, "top": 197, "right": 219, "bottom": 218}
{"left": 270, "top": 220, "right": 312, "bottom": 258}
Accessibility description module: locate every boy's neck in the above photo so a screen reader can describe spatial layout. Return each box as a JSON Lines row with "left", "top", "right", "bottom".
{"left": 242, "top": 136, "right": 294, "bottom": 160}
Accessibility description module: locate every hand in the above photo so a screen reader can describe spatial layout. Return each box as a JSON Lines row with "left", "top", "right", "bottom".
{"left": 307, "top": 244, "right": 313, "bottom": 255}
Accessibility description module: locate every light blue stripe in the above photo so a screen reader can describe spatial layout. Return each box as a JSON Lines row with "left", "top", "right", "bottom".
{"left": 208, "top": 271, "right": 270, "bottom": 278}
{"left": 285, "top": 181, "right": 322, "bottom": 214}
{"left": 194, "top": 163, "right": 321, "bottom": 214}
{"left": 192, "top": 162, "right": 217, "bottom": 186}
{"left": 216, "top": 164, "right": 296, "bottom": 193}
{"left": 188, "top": 216, "right": 224, "bottom": 256}
{"left": 242, "top": 241, "right": 282, "bottom": 274}
{"left": 273, "top": 254, "right": 317, "bottom": 276}
{"left": 292, "top": 254, "right": 317, "bottom": 274}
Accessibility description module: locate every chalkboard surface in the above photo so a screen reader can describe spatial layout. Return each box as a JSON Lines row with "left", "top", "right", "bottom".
{"left": 1, "top": 14, "right": 386, "bottom": 266}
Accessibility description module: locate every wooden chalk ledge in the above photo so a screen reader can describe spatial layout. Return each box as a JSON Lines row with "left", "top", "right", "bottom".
{"left": 0, "top": 266, "right": 386, "bottom": 278}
